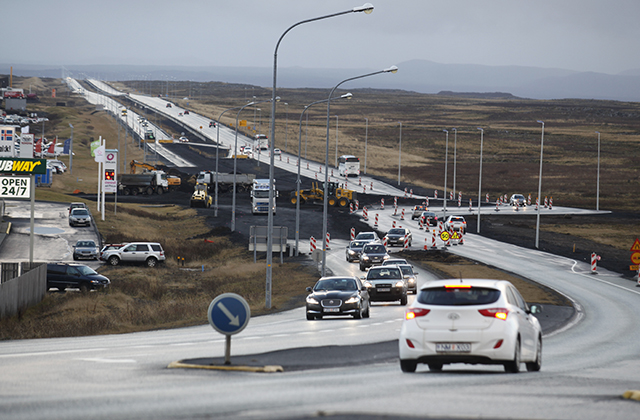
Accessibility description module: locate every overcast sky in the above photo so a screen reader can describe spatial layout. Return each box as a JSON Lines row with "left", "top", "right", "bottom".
{"left": 4, "top": 0, "right": 640, "bottom": 75}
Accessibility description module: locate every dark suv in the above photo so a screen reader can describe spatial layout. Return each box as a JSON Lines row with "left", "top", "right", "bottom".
{"left": 362, "top": 265, "right": 408, "bottom": 305}
{"left": 46, "top": 263, "right": 110, "bottom": 292}
{"left": 359, "top": 243, "right": 389, "bottom": 271}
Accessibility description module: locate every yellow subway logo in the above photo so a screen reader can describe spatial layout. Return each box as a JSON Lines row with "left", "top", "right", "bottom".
{"left": 0, "top": 159, "right": 46, "bottom": 174}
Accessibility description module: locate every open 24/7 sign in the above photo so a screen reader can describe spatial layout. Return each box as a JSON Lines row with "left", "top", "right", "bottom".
{"left": 0, "top": 176, "right": 30, "bottom": 198}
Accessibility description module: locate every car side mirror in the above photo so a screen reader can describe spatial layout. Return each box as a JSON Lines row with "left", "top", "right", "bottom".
{"left": 306, "top": 287, "right": 312, "bottom": 292}
{"left": 529, "top": 304, "right": 543, "bottom": 314}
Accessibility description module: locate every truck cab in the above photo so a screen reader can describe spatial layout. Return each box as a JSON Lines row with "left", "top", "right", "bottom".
{"left": 251, "top": 179, "right": 278, "bottom": 215}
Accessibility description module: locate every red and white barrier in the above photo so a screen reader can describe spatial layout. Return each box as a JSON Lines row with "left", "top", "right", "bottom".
{"left": 544, "top": 196, "right": 548, "bottom": 208}
{"left": 404, "top": 187, "right": 408, "bottom": 198}
{"left": 591, "top": 252, "right": 600, "bottom": 274}
{"left": 495, "top": 200, "right": 500, "bottom": 212}
{"left": 374, "top": 213, "right": 379, "bottom": 228}
{"left": 410, "top": 189, "right": 413, "bottom": 198}
{"left": 370, "top": 181, "right": 373, "bottom": 190}
{"left": 392, "top": 220, "right": 396, "bottom": 228}
{"left": 310, "top": 236, "right": 316, "bottom": 252}
{"left": 350, "top": 227, "right": 355, "bottom": 241}
{"left": 315, "top": 172, "right": 318, "bottom": 180}
{"left": 325, "top": 232, "right": 331, "bottom": 250}
{"left": 382, "top": 236, "right": 388, "bottom": 247}
{"left": 394, "top": 196, "right": 398, "bottom": 207}
{"left": 363, "top": 185, "right": 366, "bottom": 194}
{"left": 381, "top": 198, "right": 385, "bottom": 210}
{"left": 349, "top": 203, "right": 353, "bottom": 214}
{"left": 424, "top": 237, "right": 428, "bottom": 251}
{"left": 527, "top": 194, "right": 532, "bottom": 206}
{"left": 425, "top": 196, "right": 429, "bottom": 207}
{"left": 434, "top": 190, "right": 438, "bottom": 200}
{"left": 549, "top": 196, "right": 553, "bottom": 210}
{"left": 287, "top": 156, "right": 290, "bottom": 164}
{"left": 400, "top": 208, "right": 405, "bottom": 220}
{"left": 306, "top": 162, "right": 309, "bottom": 170}
{"left": 536, "top": 197, "right": 539, "bottom": 211}
{"left": 331, "top": 169, "right": 334, "bottom": 177}
{"left": 469, "top": 199, "right": 472, "bottom": 212}
{"left": 363, "top": 207, "right": 368, "bottom": 221}
{"left": 359, "top": 177, "right": 362, "bottom": 186}
{"left": 355, "top": 200, "right": 359, "bottom": 212}
{"left": 404, "top": 235, "right": 410, "bottom": 249}
{"left": 458, "top": 191, "right": 462, "bottom": 207}
{"left": 486, "top": 193, "right": 489, "bottom": 203}
{"left": 432, "top": 230, "right": 437, "bottom": 249}
{"left": 419, "top": 219, "right": 424, "bottom": 230}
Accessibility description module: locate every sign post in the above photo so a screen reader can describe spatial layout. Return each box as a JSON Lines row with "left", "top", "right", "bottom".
{"left": 207, "top": 293, "right": 251, "bottom": 365}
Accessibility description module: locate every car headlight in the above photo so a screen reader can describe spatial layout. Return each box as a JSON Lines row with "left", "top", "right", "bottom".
{"left": 363, "top": 281, "right": 373, "bottom": 288}
{"left": 362, "top": 255, "right": 370, "bottom": 261}
{"left": 406, "top": 277, "right": 416, "bottom": 285}
{"left": 348, "top": 250, "right": 356, "bottom": 255}
{"left": 345, "top": 296, "right": 360, "bottom": 304}
{"left": 395, "top": 281, "right": 405, "bottom": 288}
{"left": 306, "top": 296, "right": 319, "bottom": 304}
{"left": 383, "top": 255, "right": 390, "bottom": 260}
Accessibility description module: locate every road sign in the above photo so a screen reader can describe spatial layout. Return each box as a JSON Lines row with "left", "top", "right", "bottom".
{"left": 440, "top": 231, "right": 450, "bottom": 242}
{"left": 0, "top": 176, "right": 30, "bottom": 198}
{"left": 631, "top": 252, "right": 640, "bottom": 265}
{"left": 207, "top": 293, "right": 250, "bottom": 336}
{"left": 630, "top": 239, "right": 640, "bottom": 252}
{"left": 630, "top": 265, "right": 639, "bottom": 271}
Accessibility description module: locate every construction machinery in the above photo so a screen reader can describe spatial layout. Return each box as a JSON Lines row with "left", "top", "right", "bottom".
{"left": 190, "top": 183, "right": 212, "bottom": 208}
{"left": 290, "top": 181, "right": 357, "bottom": 207}
{"left": 130, "top": 160, "right": 181, "bottom": 190}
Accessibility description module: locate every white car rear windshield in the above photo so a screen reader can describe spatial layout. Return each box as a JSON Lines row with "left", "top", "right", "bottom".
{"left": 417, "top": 287, "right": 500, "bottom": 306}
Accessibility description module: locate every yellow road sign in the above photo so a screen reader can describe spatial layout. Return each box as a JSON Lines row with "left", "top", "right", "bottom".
{"left": 630, "top": 265, "right": 639, "bottom": 271}
{"left": 631, "top": 238, "right": 640, "bottom": 251}
{"left": 440, "top": 231, "right": 450, "bottom": 241}
{"left": 239, "top": 120, "right": 247, "bottom": 127}
{"left": 452, "top": 231, "right": 461, "bottom": 240}
{"left": 631, "top": 252, "right": 640, "bottom": 265}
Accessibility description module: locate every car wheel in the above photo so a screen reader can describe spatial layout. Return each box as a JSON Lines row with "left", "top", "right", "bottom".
{"left": 73, "top": 254, "right": 78, "bottom": 260}
{"left": 526, "top": 336, "right": 542, "bottom": 372}
{"left": 359, "top": 264, "right": 365, "bottom": 271}
{"left": 108, "top": 256, "right": 120, "bottom": 266}
{"left": 400, "top": 295, "right": 408, "bottom": 306}
{"left": 400, "top": 359, "right": 417, "bottom": 373}
{"left": 364, "top": 301, "right": 371, "bottom": 318}
{"left": 306, "top": 313, "right": 314, "bottom": 321}
{"left": 346, "top": 255, "right": 351, "bottom": 262}
{"left": 354, "top": 305, "right": 363, "bottom": 319}
{"left": 504, "top": 338, "right": 521, "bottom": 373}
{"left": 316, "top": 315, "right": 323, "bottom": 320}
{"left": 428, "top": 363, "right": 443, "bottom": 372}
{"left": 79, "top": 283, "right": 90, "bottom": 293}
{"left": 146, "top": 257, "right": 158, "bottom": 268}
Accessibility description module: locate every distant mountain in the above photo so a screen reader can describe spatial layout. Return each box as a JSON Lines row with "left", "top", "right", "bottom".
{"left": 2, "top": 61, "right": 640, "bottom": 102}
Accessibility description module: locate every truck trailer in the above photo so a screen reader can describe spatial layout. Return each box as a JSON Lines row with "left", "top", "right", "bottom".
{"left": 118, "top": 172, "right": 170, "bottom": 195}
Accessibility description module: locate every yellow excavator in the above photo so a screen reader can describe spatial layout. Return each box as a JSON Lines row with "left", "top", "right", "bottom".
{"left": 130, "top": 160, "right": 181, "bottom": 190}
{"left": 290, "top": 181, "right": 357, "bottom": 207}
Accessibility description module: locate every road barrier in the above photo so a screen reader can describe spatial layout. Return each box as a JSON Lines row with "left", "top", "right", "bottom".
{"left": 363, "top": 207, "right": 368, "bottom": 221}
{"left": 325, "top": 232, "right": 331, "bottom": 250}
{"left": 591, "top": 252, "right": 600, "bottom": 273}
{"left": 458, "top": 191, "right": 462, "bottom": 207}
{"left": 381, "top": 198, "right": 385, "bottom": 210}
{"left": 486, "top": 193, "right": 489, "bottom": 203}
{"left": 374, "top": 213, "right": 379, "bottom": 228}
{"left": 310, "top": 236, "right": 316, "bottom": 252}
{"left": 392, "top": 220, "right": 396, "bottom": 228}
{"left": 469, "top": 199, "right": 472, "bottom": 212}
{"left": 549, "top": 196, "right": 553, "bottom": 210}
{"left": 400, "top": 208, "right": 405, "bottom": 220}
{"left": 350, "top": 228, "right": 355, "bottom": 241}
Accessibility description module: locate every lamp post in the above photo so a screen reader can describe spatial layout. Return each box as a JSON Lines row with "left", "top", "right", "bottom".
{"left": 398, "top": 122, "right": 402, "bottom": 186}
{"left": 452, "top": 127, "right": 457, "bottom": 198}
{"left": 364, "top": 117, "right": 368, "bottom": 174}
{"left": 334, "top": 115, "right": 339, "bottom": 168}
{"left": 595, "top": 131, "right": 601, "bottom": 211}
{"left": 284, "top": 103, "right": 289, "bottom": 153}
{"left": 295, "top": 93, "right": 352, "bottom": 256}
{"left": 267, "top": 3, "right": 375, "bottom": 308}
{"left": 215, "top": 104, "right": 245, "bottom": 218}
{"left": 68, "top": 123, "right": 73, "bottom": 175}
{"left": 535, "top": 120, "right": 545, "bottom": 249}
{"left": 477, "top": 127, "right": 484, "bottom": 233}
{"left": 232, "top": 98, "right": 275, "bottom": 231}
{"left": 443, "top": 129, "right": 449, "bottom": 220}
{"left": 321, "top": 65, "right": 398, "bottom": 276}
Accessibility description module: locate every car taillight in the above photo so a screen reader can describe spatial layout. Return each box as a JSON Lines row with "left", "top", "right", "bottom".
{"left": 405, "top": 308, "right": 430, "bottom": 320}
{"left": 478, "top": 308, "right": 509, "bottom": 320}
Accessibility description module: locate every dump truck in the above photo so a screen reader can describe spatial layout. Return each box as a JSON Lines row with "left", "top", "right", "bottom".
{"left": 196, "top": 170, "right": 255, "bottom": 193}
{"left": 130, "top": 160, "right": 181, "bottom": 190}
{"left": 290, "top": 181, "right": 357, "bottom": 207}
{"left": 190, "top": 183, "right": 212, "bottom": 208}
{"left": 118, "top": 172, "right": 170, "bottom": 195}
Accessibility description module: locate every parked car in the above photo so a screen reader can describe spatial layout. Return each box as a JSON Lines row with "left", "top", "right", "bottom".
{"left": 399, "top": 278, "right": 543, "bottom": 373}
{"left": 73, "top": 240, "right": 99, "bottom": 260}
{"left": 102, "top": 242, "right": 165, "bottom": 267}
{"left": 47, "top": 160, "right": 66, "bottom": 174}
{"left": 345, "top": 240, "right": 367, "bottom": 262}
{"left": 419, "top": 211, "right": 438, "bottom": 227}
{"left": 305, "top": 276, "right": 370, "bottom": 320}
{"left": 46, "top": 262, "right": 110, "bottom": 292}
{"left": 384, "top": 228, "right": 412, "bottom": 247}
{"left": 359, "top": 243, "right": 389, "bottom": 271}
{"left": 354, "top": 231, "right": 380, "bottom": 244}
{"left": 397, "top": 263, "right": 418, "bottom": 294}
{"left": 411, "top": 205, "right": 426, "bottom": 220}
{"left": 68, "top": 202, "right": 87, "bottom": 214}
{"left": 443, "top": 215, "right": 467, "bottom": 233}
{"left": 69, "top": 208, "right": 91, "bottom": 227}
{"left": 510, "top": 194, "right": 527, "bottom": 207}
{"left": 361, "top": 265, "right": 408, "bottom": 305}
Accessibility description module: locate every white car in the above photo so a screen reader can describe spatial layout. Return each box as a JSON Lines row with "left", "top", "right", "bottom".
{"left": 179, "top": 136, "right": 189, "bottom": 143}
{"left": 399, "top": 278, "right": 543, "bottom": 373}
{"left": 354, "top": 231, "right": 380, "bottom": 244}
{"left": 443, "top": 215, "right": 467, "bottom": 233}
{"left": 273, "top": 148, "right": 282, "bottom": 155}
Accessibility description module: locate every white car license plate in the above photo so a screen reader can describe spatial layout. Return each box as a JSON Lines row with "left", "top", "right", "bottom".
{"left": 436, "top": 343, "right": 471, "bottom": 353}
{"left": 377, "top": 288, "right": 391, "bottom": 292}
{"left": 324, "top": 308, "right": 340, "bottom": 313}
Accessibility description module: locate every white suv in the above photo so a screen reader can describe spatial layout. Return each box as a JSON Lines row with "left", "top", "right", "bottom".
{"left": 103, "top": 242, "right": 165, "bottom": 267}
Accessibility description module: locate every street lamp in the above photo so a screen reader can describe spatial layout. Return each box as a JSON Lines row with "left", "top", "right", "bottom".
{"left": 334, "top": 115, "right": 339, "bottom": 168}
{"left": 215, "top": 104, "right": 246, "bottom": 217}
{"left": 398, "top": 122, "right": 402, "bottom": 186}
{"left": 321, "top": 65, "right": 398, "bottom": 276}
{"left": 284, "top": 103, "right": 289, "bottom": 153}
{"left": 477, "top": 127, "right": 484, "bottom": 234}
{"left": 364, "top": 117, "right": 368, "bottom": 174}
{"left": 595, "top": 131, "right": 601, "bottom": 211}
{"left": 294, "top": 93, "right": 352, "bottom": 256}
{"left": 443, "top": 129, "right": 449, "bottom": 220}
{"left": 68, "top": 123, "right": 74, "bottom": 175}
{"left": 266, "top": 3, "right": 375, "bottom": 308}
{"left": 452, "top": 127, "right": 457, "bottom": 198}
{"left": 535, "top": 120, "right": 545, "bottom": 249}
{"left": 232, "top": 98, "right": 277, "bottom": 231}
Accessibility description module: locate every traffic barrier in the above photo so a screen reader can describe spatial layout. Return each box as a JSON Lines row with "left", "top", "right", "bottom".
{"left": 469, "top": 199, "right": 472, "bottom": 212}
{"left": 404, "top": 187, "right": 408, "bottom": 198}
{"left": 549, "top": 196, "right": 553, "bottom": 210}
{"left": 287, "top": 156, "right": 289, "bottom": 164}
{"left": 363, "top": 185, "right": 366, "bottom": 193}
{"left": 591, "top": 252, "right": 600, "bottom": 273}
{"left": 400, "top": 208, "right": 405, "bottom": 220}
{"left": 410, "top": 189, "right": 413, "bottom": 198}
{"left": 504, "top": 194, "right": 508, "bottom": 203}
{"left": 419, "top": 219, "right": 424, "bottom": 230}
{"left": 495, "top": 200, "right": 500, "bottom": 212}
{"left": 370, "top": 181, "right": 373, "bottom": 190}
{"left": 331, "top": 169, "right": 334, "bottom": 177}
{"left": 486, "top": 193, "right": 489, "bottom": 203}
{"left": 307, "top": 162, "right": 309, "bottom": 170}
{"left": 350, "top": 227, "right": 355, "bottom": 241}
{"left": 319, "top": 166, "right": 322, "bottom": 173}
{"left": 404, "top": 235, "right": 409, "bottom": 249}
{"left": 315, "top": 172, "right": 318, "bottom": 180}
{"left": 424, "top": 237, "right": 428, "bottom": 251}
{"left": 425, "top": 196, "right": 429, "bottom": 207}
{"left": 394, "top": 196, "right": 398, "bottom": 207}
{"left": 349, "top": 203, "right": 353, "bottom": 214}
{"left": 374, "top": 213, "right": 379, "bottom": 228}
{"left": 392, "top": 220, "right": 396, "bottom": 228}
{"left": 279, "top": 154, "right": 282, "bottom": 161}
{"left": 383, "top": 236, "right": 388, "bottom": 247}
{"left": 527, "top": 194, "right": 531, "bottom": 206}
{"left": 310, "top": 236, "right": 316, "bottom": 252}
{"left": 345, "top": 180, "right": 348, "bottom": 189}
{"left": 450, "top": 191, "right": 454, "bottom": 200}
{"left": 536, "top": 197, "right": 539, "bottom": 211}
{"left": 359, "top": 177, "right": 362, "bottom": 186}
{"left": 434, "top": 190, "right": 438, "bottom": 200}
{"left": 393, "top": 205, "right": 398, "bottom": 216}
{"left": 381, "top": 198, "right": 385, "bottom": 210}
{"left": 355, "top": 200, "right": 359, "bottom": 211}
{"left": 445, "top": 227, "right": 452, "bottom": 247}
{"left": 458, "top": 191, "right": 462, "bottom": 207}
{"left": 325, "top": 232, "right": 331, "bottom": 250}
{"left": 432, "top": 230, "right": 437, "bottom": 249}
{"left": 363, "top": 207, "right": 368, "bottom": 221}
{"left": 544, "top": 196, "right": 548, "bottom": 208}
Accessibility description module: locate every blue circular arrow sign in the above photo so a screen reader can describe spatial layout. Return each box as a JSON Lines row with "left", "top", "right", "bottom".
{"left": 207, "top": 293, "right": 251, "bottom": 335}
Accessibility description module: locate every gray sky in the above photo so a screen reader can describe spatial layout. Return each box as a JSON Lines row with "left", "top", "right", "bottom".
{"left": 4, "top": 0, "right": 640, "bottom": 74}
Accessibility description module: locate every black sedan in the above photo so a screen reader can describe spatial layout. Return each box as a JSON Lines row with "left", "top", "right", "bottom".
{"left": 345, "top": 240, "right": 367, "bottom": 262}
{"left": 384, "top": 228, "right": 412, "bottom": 247}
{"left": 306, "top": 277, "right": 370, "bottom": 320}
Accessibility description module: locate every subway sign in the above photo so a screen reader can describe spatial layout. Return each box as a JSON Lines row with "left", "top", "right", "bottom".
{"left": 0, "top": 176, "right": 30, "bottom": 198}
{"left": 0, "top": 158, "right": 47, "bottom": 175}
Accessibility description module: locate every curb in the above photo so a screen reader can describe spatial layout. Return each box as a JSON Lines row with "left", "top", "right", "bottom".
{"left": 167, "top": 361, "right": 283, "bottom": 373}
